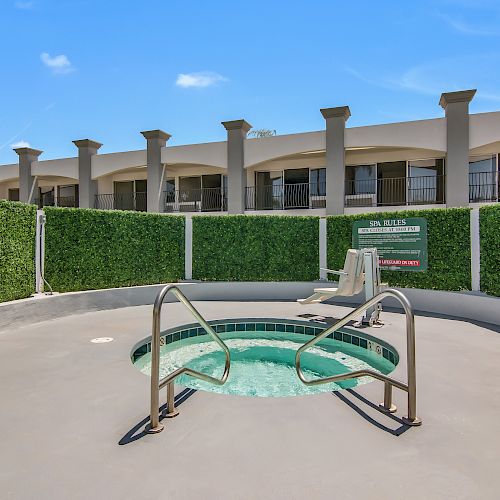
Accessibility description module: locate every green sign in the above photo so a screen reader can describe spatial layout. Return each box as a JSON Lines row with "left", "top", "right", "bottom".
{"left": 352, "top": 217, "right": 428, "bottom": 271}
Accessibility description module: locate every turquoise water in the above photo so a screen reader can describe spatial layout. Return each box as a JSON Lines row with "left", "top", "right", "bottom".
{"left": 134, "top": 331, "right": 396, "bottom": 397}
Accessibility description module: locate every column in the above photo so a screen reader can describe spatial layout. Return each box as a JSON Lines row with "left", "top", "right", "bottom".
{"left": 14, "top": 147, "right": 42, "bottom": 203}
{"left": 222, "top": 119, "right": 252, "bottom": 214}
{"left": 439, "top": 89, "right": 476, "bottom": 207}
{"left": 321, "top": 106, "right": 350, "bottom": 215}
{"left": 141, "top": 130, "right": 171, "bottom": 213}
{"left": 73, "top": 139, "right": 102, "bottom": 209}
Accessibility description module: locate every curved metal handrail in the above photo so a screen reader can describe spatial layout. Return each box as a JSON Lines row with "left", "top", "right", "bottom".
{"left": 295, "top": 288, "right": 421, "bottom": 426}
{"left": 148, "top": 284, "right": 231, "bottom": 433}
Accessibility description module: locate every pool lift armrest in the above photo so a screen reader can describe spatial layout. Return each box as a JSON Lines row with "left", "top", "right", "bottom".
{"left": 320, "top": 268, "right": 348, "bottom": 277}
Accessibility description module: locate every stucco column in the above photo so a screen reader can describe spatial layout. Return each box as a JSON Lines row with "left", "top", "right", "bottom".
{"left": 439, "top": 89, "right": 476, "bottom": 207}
{"left": 222, "top": 119, "right": 252, "bottom": 214}
{"left": 321, "top": 106, "right": 351, "bottom": 215}
{"left": 141, "top": 130, "right": 171, "bottom": 213}
{"left": 14, "top": 147, "right": 42, "bottom": 203}
{"left": 73, "top": 139, "right": 102, "bottom": 209}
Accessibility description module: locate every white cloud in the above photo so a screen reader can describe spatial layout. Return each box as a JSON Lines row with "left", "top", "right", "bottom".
{"left": 438, "top": 13, "right": 500, "bottom": 36}
{"left": 40, "top": 52, "right": 74, "bottom": 74}
{"left": 344, "top": 55, "right": 500, "bottom": 103}
{"left": 175, "top": 71, "right": 227, "bottom": 88}
{"left": 11, "top": 140, "right": 31, "bottom": 149}
{"left": 14, "top": 1, "right": 34, "bottom": 9}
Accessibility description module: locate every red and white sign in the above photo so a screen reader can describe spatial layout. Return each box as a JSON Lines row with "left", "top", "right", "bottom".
{"left": 379, "top": 259, "right": 420, "bottom": 267}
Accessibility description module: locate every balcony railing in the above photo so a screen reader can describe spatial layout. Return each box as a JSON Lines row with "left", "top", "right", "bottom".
{"left": 345, "top": 175, "right": 445, "bottom": 207}
{"left": 469, "top": 171, "right": 499, "bottom": 203}
{"left": 245, "top": 183, "right": 326, "bottom": 210}
{"left": 33, "top": 195, "right": 78, "bottom": 208}
{"left": 164, "top": 187, "right": 227, "bottom": 212}
{"left": 95, "top": 192, "right": 147, "bottom": 211}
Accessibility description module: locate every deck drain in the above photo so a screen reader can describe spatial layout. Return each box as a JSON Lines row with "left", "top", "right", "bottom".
{"left": 91, "top": 337, "right": 114, "bottom": 343}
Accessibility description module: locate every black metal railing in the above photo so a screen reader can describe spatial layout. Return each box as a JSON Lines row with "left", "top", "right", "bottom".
{"left": 345, "top": 175, "right": 445, "bottom": 207}
{"left": 94, "top": 192, "right": 147, "bottom": 211}
{"left": 245, "top": 183, "right": 326, "bottom": 210}
{"left": 33, "top": 195, "right": 78, "bottom": 208}
{"left": 469, "top": 171, "right": 498, "bottom": 202}
{"left": 163, "top": 187, "right": 227, "bottom": 212}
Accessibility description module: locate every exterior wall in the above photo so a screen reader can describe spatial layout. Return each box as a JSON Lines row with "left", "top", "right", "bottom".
{"left": 1, "top": 109, "right": 499, "bottom": 213}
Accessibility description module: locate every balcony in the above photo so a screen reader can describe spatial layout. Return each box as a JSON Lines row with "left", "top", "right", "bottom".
{"left": 34, "top": 195, "right": 78, "bottom": 208}
{"left": 164, "top": 187, "right": 227, "bottom": 212}
{"left": 469, "top": 171, "right": 499, "bottom": 203}
{"left": 245, "top": 183, "right": 326, "bottom": 210}
{"left": 345, "top": 175, "right": 445, "bottom": 207}
{"left": 94, "top": 193, "right": 147, "bottom": 211}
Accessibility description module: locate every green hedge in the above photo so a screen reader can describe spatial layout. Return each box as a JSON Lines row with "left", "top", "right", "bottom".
{"left": 192, "top": 215, "right": 319, "bottom": 281}
{"left": 44, "top": 208, "right": 184, "bottom": 292}
{"left": 479, "top": 205, "right": 500, "bottom": 296}
{"left": 0, "top": 200, "right": 36, "bottom": 302}
{"left": 327, "top": 208, "right": 471, "bottom": 291}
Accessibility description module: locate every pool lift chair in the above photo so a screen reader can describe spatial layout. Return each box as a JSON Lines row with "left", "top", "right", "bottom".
{"left": 298, "top": 248, "right": 384, "bottom": 326}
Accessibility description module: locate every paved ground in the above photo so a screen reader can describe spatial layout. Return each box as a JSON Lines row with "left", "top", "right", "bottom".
{"left": 1, "top": 300, "right": 500, "bottom": 500}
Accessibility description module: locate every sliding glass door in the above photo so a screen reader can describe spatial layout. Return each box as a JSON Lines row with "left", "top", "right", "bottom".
{"left": 377, "top": 161, "right": 406, "bottom": 206}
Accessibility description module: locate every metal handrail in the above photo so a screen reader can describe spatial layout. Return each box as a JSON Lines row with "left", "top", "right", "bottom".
{"left": 295, "top": 288, "right": 421, "bottom": 426}
{"left": 147, "top": 284, "right": 231, "bottom": 434}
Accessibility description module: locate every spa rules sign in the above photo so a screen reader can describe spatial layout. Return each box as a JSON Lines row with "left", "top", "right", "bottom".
{"left": 352, "top": 217, "right": 428, "bottom": 271}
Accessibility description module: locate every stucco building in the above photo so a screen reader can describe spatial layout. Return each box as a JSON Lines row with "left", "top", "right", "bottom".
{"left": 1, "top": 89, "right": 499, "bottom": 215}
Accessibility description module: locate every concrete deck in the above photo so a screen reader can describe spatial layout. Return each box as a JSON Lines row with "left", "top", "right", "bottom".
{"left": 1, "top": 301, "right": 500, "bottom": 499}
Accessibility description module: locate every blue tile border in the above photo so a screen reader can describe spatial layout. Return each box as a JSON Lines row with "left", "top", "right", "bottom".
{"left": 131, "top": 318, "right": 400, "bottom": 367}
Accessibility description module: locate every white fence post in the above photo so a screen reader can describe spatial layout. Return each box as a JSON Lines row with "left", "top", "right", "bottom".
{"left": 319, "top": 218, "right": 327, "bottom": 280}
{"left": 35, "top": 209, "right": 46, "bottom": 293}
{"left": 185, "top": 216, "right": 193, "bottom": 280}
{"left": 470, "top": 208, "right": 480, "bottom": 292}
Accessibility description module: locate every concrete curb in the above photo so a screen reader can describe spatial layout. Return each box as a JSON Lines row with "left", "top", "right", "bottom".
{"left": 1, "top": 281, "right": 499, "bottom": 332}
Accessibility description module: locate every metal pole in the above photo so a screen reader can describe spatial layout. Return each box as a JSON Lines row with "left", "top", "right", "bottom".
{"left": 148, "top": 289, "right": 164, "bottom": 433}
{"left": 402, "top": 301, "right": 421, "bottom": 425}
{"left": 166, "top": 382, "right": 179, "bottom": 418}
{"left": 379, "top": 380, "right": 397, "bottom": 413}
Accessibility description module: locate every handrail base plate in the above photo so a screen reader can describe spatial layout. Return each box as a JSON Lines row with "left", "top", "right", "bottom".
{"left": 402, "top": 416, "right": 422, "bottom": 427}
{"left": 378, "top": 403, "right": 397, "bottom": 414}
{"left": 145, "top": 423, "right": 165, "bottom": 434}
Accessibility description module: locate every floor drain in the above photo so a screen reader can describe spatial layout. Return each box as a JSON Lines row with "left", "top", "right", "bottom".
{"left": 91, "top": 337, "right": 114, "bottom": 343}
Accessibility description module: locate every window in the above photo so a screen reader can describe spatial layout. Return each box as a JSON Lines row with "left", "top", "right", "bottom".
{"left": 310, "top": 168, "right": 326, "bottom": 196}
{"left": 408, "top": 159, "right": 444, "bottom": 204}
{"left": 255, "top": 171, "right": 283, "bottom": 209}
{"left": 58, "top": 184, "right": 79, "bottom": 207}
{"left": 177, "top": 175, "right": 224, "bottom": 210}
{"left": 38, "top": 186, "right": 55, "bottom": 207}
{"left": 376, "top": 161, "right": 406, "bottom": 205}
{"left": 179, "top": 176, "right": 202, "bottom": 203}
{"left": 165, "top": 178, "right": 175, "bottom": 203}
{"left": 469, "top": 155, "right": 497, "bottom": 202}
{"left": 345, "top": 165, "right": 376, "bottom": 195}
{"left": 8, "top": 188, "right": 19, "bottom": 201}
{"left": 114, "top": 180, "right": 147, "bottom": 211}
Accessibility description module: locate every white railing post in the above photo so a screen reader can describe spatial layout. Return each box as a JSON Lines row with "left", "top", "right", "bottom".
{"left": 319, "top": 218, "right": 327, "bottom": 280}
{"left": 35, "top": 209, "right": 46, "bottom": 293}
{"left": 470, "top": 208, "right": 481, "bottom": 292}
{"left": 185, "top": 217, "right": 193, "bottom": 280}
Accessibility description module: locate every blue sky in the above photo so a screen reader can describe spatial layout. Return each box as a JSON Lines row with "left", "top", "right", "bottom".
{"left": 1, "top": 0, "right": 500, "bottom": 163}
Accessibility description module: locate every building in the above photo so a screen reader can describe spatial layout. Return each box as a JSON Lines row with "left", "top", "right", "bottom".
{"left": 1, "top": 89, "right": 499, "bottom": 215}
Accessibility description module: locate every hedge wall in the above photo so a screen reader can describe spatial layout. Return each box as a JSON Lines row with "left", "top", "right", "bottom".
{"left": 0, "top": 200, "right": 36, "bottom": 302}
{"left": 327, "top": 208, "right": 471, "bottom": 291}
{"left": 479, "top": 205, "right": 500, "bottom": 296}
{"left": 192, "top": 215, "right": 319, "bottom": 281}
{"left": 44, "top": 208, "right": 184, "bottom": 292}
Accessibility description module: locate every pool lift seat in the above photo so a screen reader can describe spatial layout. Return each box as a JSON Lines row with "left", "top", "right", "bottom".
{"left": 298, "top": 248, "right": 384, "bottom": 326}
{"left": 298, "top": 249, "right": 365, "bottom": 305}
